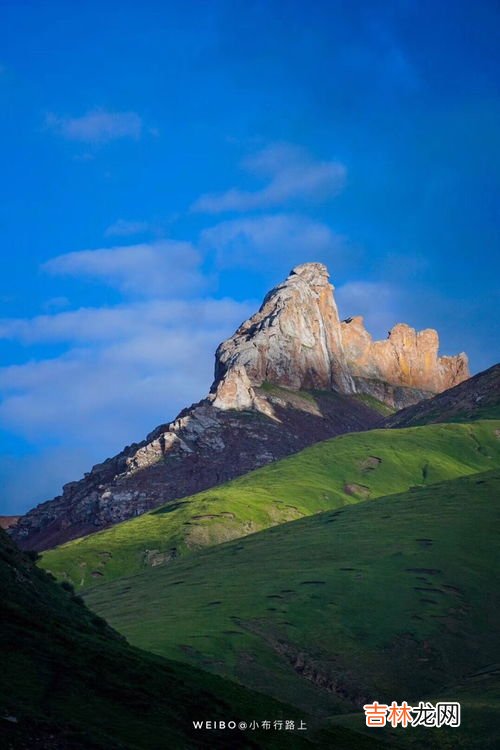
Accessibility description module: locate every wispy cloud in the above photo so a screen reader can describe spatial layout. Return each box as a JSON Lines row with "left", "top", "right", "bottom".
{"left": 193, "top": 143, "right": 346, "bottom": 213}
{"left": 45, "top": 109, "right": 143, "bottom": 144}
{"left": 0, "top": 296, "right": 253, "bottom": 512}
{"left": 104, "top": 219, "right": 152, "bottom": 237}
{"left": 0, "top": 298, "right": 250, "bottom": 345}
{"left": 202, "top": 213, "right": 345, "bottom": 270}
{"left": 43, "top": 240, "right": 206, "bottom": 297}
{"left": 0, "top": 300, "right": 252, "bottom": 441}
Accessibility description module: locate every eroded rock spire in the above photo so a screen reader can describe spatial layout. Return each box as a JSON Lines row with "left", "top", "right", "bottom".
{"left": 211, "top": 262, "right": 469, "bottom": 410}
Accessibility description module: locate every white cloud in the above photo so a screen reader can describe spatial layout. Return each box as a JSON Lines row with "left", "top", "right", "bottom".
{"left": 0, "top": 296, "right": 253, "bottom": 512}
{"left": 0, "top": 298, "right": 251, "bottom": 345}
{"left": 104, "top": 219, "right": 152, "bottom": 237}
{"left": 201, "top": 213, "right": 345, "bottom": 270}
{"left": 192, "top": 143, "right": 346, "bottom": 213}
{"left": 45, "top": 109, "right": 143, "bottom": 144}
{"left": 0, "top": 299, "right": 253, "bottom": 444}
{"left": 43, "top": 240, "right": 206, "bottom": 297}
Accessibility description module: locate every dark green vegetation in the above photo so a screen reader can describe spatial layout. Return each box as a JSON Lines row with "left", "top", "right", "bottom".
{"left": 0, "top": 528, "right": 389, "bottom": 750}
{"left": 331, "top": 672, "right": 500, "bottom": 750}
{"left": 386, "top": 363, "right": 500, "bottom": 427}
{"left": 42, "top": 420, "right": 500, "bottom": 588}
{"left": 83, "top": 470, "right": 500, "bottom": 748}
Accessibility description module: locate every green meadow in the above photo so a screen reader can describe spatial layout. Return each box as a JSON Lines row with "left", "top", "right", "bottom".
{"left": 83, "top": 469, "right": 500, "bottom": 748}
{"left": 42, "top": 420, "right": 500, "bottom": 588}
{"left": 1, "top": 527, "right": 389, "bottom": 750}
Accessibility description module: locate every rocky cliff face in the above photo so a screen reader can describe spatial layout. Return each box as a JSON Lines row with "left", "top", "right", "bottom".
{"left": 212, "top": 262, "right": 469, "bottom": 410}
{"left": 341, "top": 316, "right": 469, "bottom": 402}
{"left": 10, "top": 261, "right": 469, "bottom": 551}
{"left": 0, "top": 516, "right": 20, "bottom": 530}
{"left": 213, "top": 263, "right": 354, "bottom": 395}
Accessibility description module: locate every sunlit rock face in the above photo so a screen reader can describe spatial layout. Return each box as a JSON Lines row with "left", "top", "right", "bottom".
{"left": 211, "top": 262, "right": 469, "bottom": 410}
{"left": 213, "top": 263, "right": 355, "bottom": 396}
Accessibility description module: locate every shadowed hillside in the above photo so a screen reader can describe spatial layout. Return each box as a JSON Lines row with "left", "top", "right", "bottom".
{"left": 83, "top": 470, "right": 500, "bottom": 748}
{"left": 0, "top": 528, "right": 387, "bottom": 750}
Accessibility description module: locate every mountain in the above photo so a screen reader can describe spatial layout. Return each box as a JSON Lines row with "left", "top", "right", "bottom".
{"left": 11, "top": 262, "right": 468, "bottom": 551}
{"left": 0, "top": 527, "right": 387, "bottom": 750}
{"left": 41, "top": 419, "right": 500, "bottom": 588}
{"left": 385, "top": 362, "right": 500, "bottom": 428}
{"left": 213, "top": 262, "right": 468, "bottom": 408}
{"left": 82, "top": 469, "right": 500, "bottom": 750}
{"left": 11, "top": 389, "right": 381, "bottom": 552}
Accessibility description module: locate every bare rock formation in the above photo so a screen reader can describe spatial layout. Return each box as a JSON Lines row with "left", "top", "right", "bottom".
{"left": 211, "top": 262, "right": 469, "bottom": 410}
{"left": 341, "top": 316, "right": 469, "bottom": 399}
{"left": 213, "top": 263, "right": 355, "bottom": 395}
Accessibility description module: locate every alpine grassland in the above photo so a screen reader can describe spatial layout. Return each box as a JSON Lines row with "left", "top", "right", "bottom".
{"left": 83, "top": 469, "right": 500, "bottom": 748}
{"left": 0, "top": 527, "right": 388, "bottom": 750}
{"left": 41, "top": 420, "right": 500, "bottom": 588}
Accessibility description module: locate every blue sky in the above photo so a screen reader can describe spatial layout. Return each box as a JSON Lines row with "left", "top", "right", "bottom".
{"left": 0, "top": 0, "right": 498, "bottom": 514}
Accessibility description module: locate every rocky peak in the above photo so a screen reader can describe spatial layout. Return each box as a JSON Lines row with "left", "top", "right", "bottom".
{"left": 212, "top": 263, "right": 355, "bottom": 406}
{"left": 211, "top": 262, "right": 469, "bottom": 410}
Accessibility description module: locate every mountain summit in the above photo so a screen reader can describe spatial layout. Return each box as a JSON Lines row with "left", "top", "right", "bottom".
{"left": 211, "top": 262, "right": 468, "bottom": 410}
{"left": 11, "top": 262, "right": 469, "bottom": 551}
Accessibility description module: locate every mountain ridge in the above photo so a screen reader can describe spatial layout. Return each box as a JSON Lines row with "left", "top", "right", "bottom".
{"left": 40, "top": 419, "right": 500, "bottom": 588}
{"left": 11, "top": 262, "right": 469, "bottom": 551}
{"left": 82, "top": 468, "right": 500, "bottom": 746}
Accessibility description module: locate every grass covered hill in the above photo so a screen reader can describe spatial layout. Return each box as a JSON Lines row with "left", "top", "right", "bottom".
{"left": 0, "top": 528, "right": 388, "bottom": 750}
{"left": 41, "top": 420, "right": 500, "bottom": 588}
{"left": 84, "top": 470, "right": 500, "bottom": 748}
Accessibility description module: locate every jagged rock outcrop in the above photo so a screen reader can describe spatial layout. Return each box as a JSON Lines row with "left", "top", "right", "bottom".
{"left": 213, "top": 263, "right": 354, "bottom": 395}
{"left": 341, "top": 316, "right": 469, "bottom": 405}
{"left": 212, "top": 262, "right": 469, "bottom": 410}
{"left": 10, "top": 261, "right": 469, "bottom": 551}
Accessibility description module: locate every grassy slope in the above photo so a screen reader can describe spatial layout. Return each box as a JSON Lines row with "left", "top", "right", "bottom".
{"left": 331, "top": 672, "right": 500, "bottom": 750}
{"left": 0, "top": 528, "right": 388, "bottom": 750}
{"left": 42, "top": 420, "right": 500, "bottom": 588}
{"left": 83, "top": 469, "right": 500, "bottom": 748}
